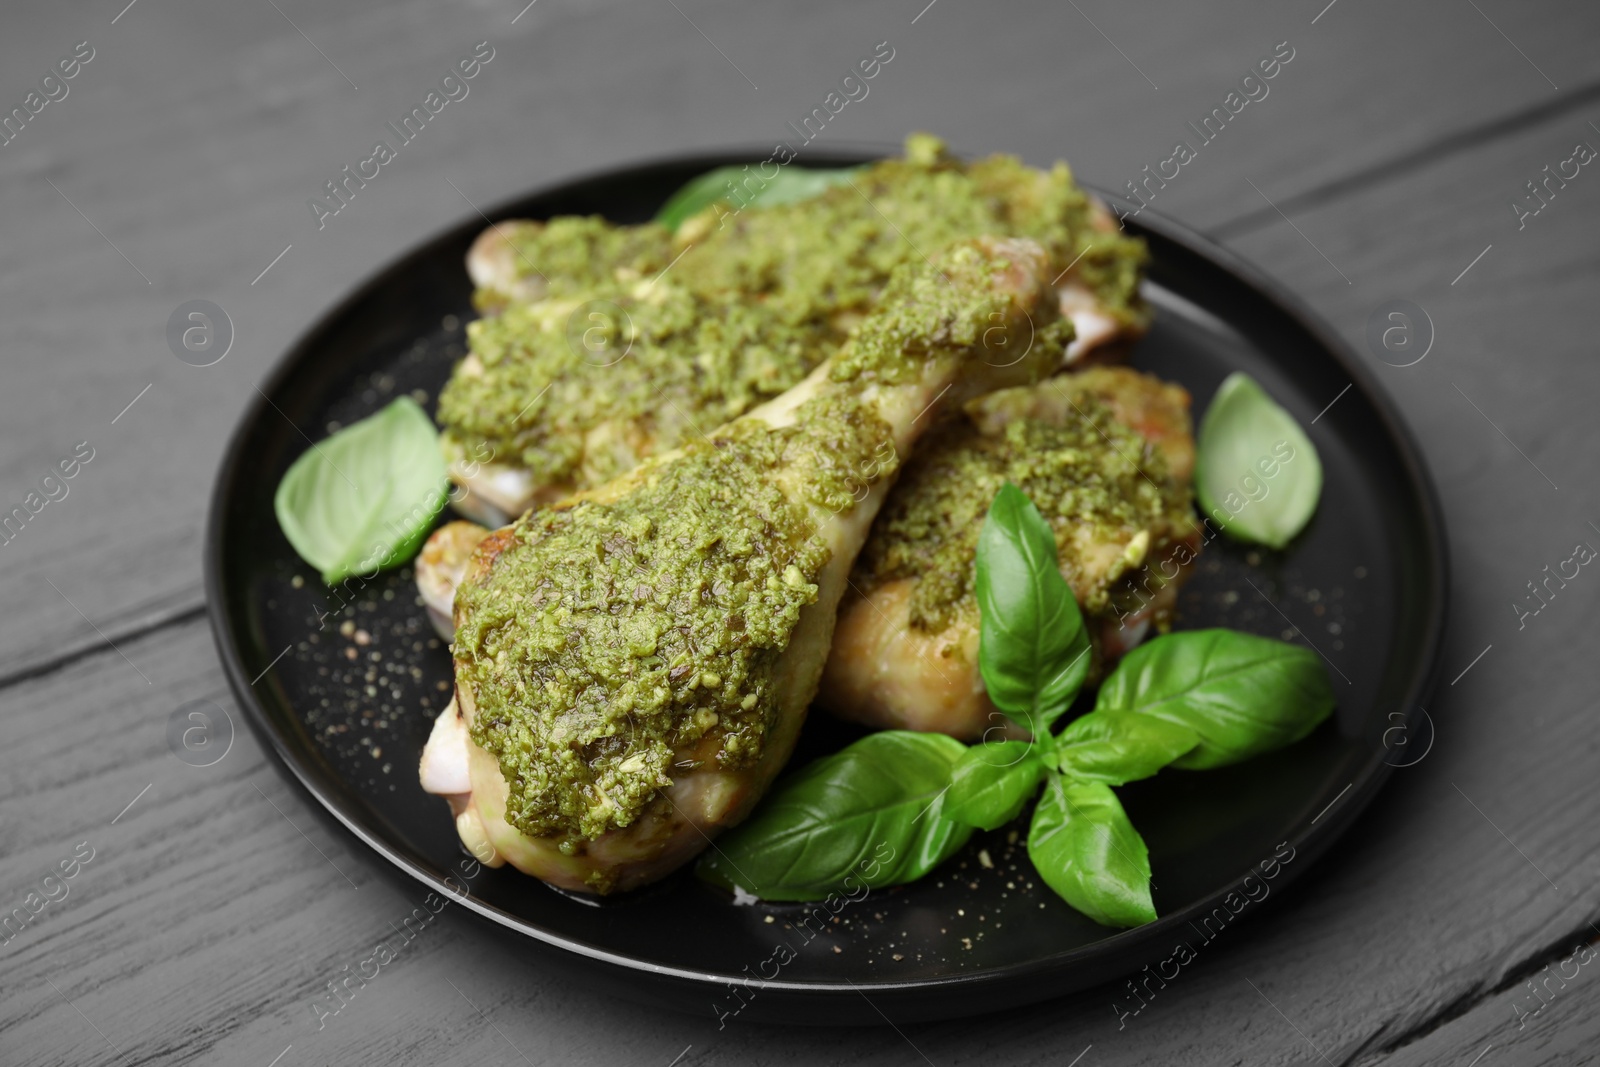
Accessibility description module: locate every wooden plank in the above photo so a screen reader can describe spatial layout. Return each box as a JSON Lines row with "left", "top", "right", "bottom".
{"left": 4, "top": 2, "right": 1600, "bottom": 1064}
{"left": 2, "top": 0, "right": 1600, "bottom": 680}
{"left": 0, "top": 614, "right": 496, "bottom": 1065}
{"left": 1363, "top": 936, "right": 1600, "bottom": 1067}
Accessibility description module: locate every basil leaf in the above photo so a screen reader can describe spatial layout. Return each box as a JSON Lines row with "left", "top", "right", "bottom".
{"left": 1029, "top": 775, "right": 1155, "bottom": 928}
{"left": 273, "top": 397, "right": 450, "bottom": 585}
{"left": 1094, "top": 629, "right": 1335, "bottom": 770}
{"left": 697, "top": 731, "right": 972, "bottom": 902}
{"left": 946, "top": 741, "right": 1047, "bottom": 830}
{"left": 1195, "top": 372, "right": 1323, "bottom": 549}
{"left": 976, "top": 483, "right": 1091, "bottom": 734}
{"left": 654, "top": 165, "right": 862, "bottom": 232}
{"left": 1056, "top": 711, "right": 1199, "bottom": 785}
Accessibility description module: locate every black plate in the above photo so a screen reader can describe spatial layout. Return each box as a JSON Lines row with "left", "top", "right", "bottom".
{"left": 206, "top": 148, "right": 1447, "bottom": 1024}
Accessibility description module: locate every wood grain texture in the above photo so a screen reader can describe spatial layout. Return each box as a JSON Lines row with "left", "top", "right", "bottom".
{"left": 1369, "top": 935, "right": 1600, "bottom": 1067}
{"left": 2, "top": 0, "right": 1599, "bottom": 1064}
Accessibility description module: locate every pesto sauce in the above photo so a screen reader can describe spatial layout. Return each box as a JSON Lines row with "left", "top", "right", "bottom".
{"left": 732, "top": 392, "right": 900, "bottom": 514}
{"left": 456, "top": 429, "right": 832, "bottom": 846}
{"left": 437, "top": 285, "right": 830, "bottom": 487}
{"left": 855, "top": 377, "right": 1192, "bottom": 632}
{"left": 828, "top": 242, "right": 1076, "bottom": 385}
{"left": 457, "top": 394, "right": 900, "bottom": 848}
{"left": 479, "top": 216, "right": 674, "bottom": 301}
{"left": 440, "top": 137, "right": 1149, "bottom": 490}
{"left": 671, "top": 141, "right": 1148, "bottom": 333}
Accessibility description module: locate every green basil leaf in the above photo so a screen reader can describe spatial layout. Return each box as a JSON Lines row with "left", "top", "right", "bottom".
{"left": 654, "top": 165, "right": 862, "bottom": 232}
{"left": 946, "top": 741, "right": 1047, "bottom": 830}
{"left": 1028, "top": 775, "right": 1155, "bottom": 928}
{"left": 1055, "top": 711, "right": 1199, "bottom": 785}
{"left": 1195, "top": 372, "right": 1323, "bottom": 549}
{"left": 697, "top": 731, "right": 972, "bottom": 902}
{"left": 273, "top": 397, "right": 450, "bottom": 585}
{"left": 977, "top": 483, "right": 1091, "bottom": 734}
{"left": 1094, "top": 629, "right": 1335, "bottom": 770}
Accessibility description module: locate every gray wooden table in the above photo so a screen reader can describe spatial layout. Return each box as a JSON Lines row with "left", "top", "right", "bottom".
{"left": 5, "top": 1, "right": 1599, "bottom": 1063}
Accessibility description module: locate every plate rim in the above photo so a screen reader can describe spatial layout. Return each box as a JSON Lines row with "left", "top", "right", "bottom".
{"left": 204, "top": 144, "right": 1450, "bottom": 1010}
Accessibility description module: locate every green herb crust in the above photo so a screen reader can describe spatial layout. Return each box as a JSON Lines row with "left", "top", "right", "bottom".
{"left": 471, "top": 215, "right": 673, "bottom": 307}
{"left": 854, "top": 369, "right": 1194, "bottom": 633}
{"left": 455, "top": 429, "right": 832, "bottom": 845}
{"left": 489, "top": 135, "right": 1146, "bottom": 327}
{"left": 729, "top": 392, "right": 900, "bottom": 514}
{"left": 439, "top": 136, "right": 1146, "bottom": 490}
{"left": 453, "top": 394, "right": 901, "bottom": 848}
{"left": 438, "top": 286, "right": 828, "bottom": 489}
{"left": 670, "top": 136, "right": 1146, "bottom": 333}
{"left": 827, "top": 241, "right": 1076, "bottom": 385}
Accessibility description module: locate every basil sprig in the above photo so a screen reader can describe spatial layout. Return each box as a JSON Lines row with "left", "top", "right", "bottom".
{"left": 273, "top": 397, "right": 450, "bottom": 584}
{"left": 955, "top": 482, "right": 1173, "bottom": 925}
{"left": 949, "top": 483, "right": 1333, "bottom": 926}
{"left": 655, "top": 165, "right": 862, "bottom": 232}
{"left": 696, "top": 483, "right": 1335, "bottom": 925}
